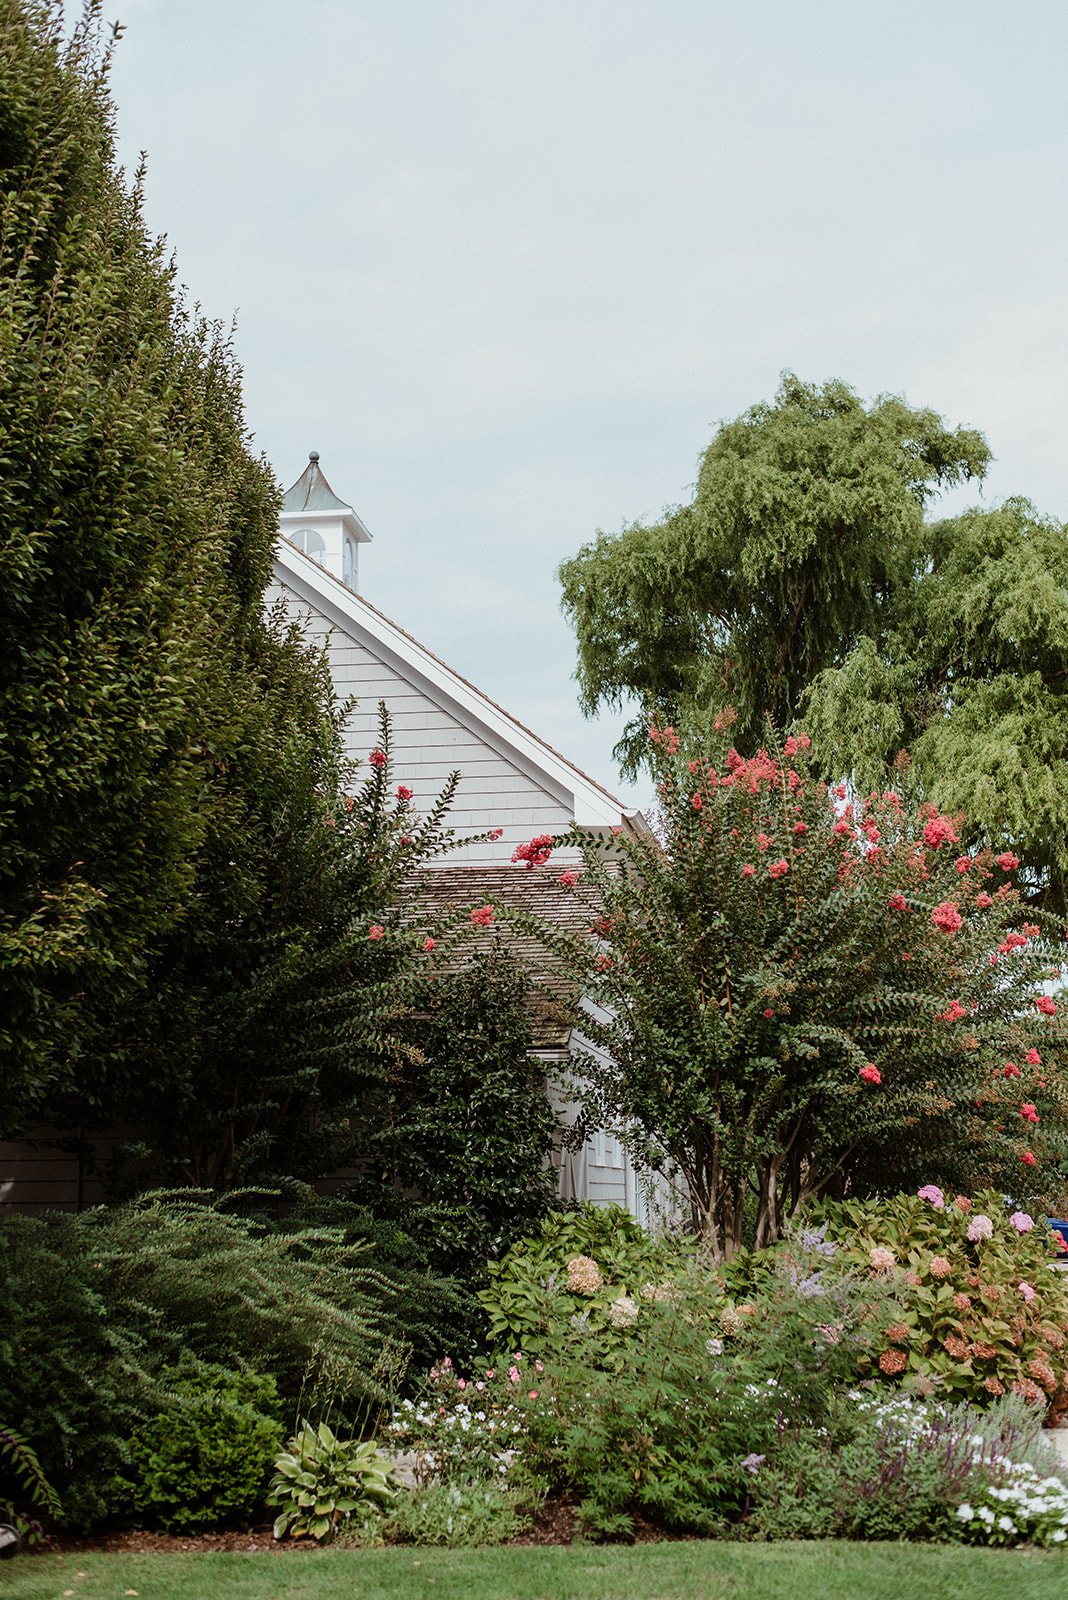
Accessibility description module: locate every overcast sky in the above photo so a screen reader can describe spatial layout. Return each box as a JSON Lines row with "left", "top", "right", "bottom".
{"left": 106, "top": 0, "right": 1068, "bottom": 813}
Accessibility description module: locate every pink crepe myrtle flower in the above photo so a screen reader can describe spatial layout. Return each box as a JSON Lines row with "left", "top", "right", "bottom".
{"left": 396, "top": 785, "right": 413, "bottom": 801}
{"left": 783, "top": 735, "right": 798, "bottom": 756}
{"left": 1037, "top": 996, "right": 1057, "bottom": 1016}
{"left": 941, "top": 999, "right": 967, "bottom": 1022}
{"left": 423, "top": 937, "right": 435, "bottom": 951}
{"left": 1025, "top": 1049, "right": 1041, "bottom": 1065}
{"left": 1020, "top": 1103, "right": 1040, "bottom": 1124}
{"left": 793, "top": 821, "right": 808, "bottom": 835}
{"left": 691, "top": 793, "right": 702, "bottom": 811}
{"left": 757, "top": 831, "right": 772, "bottom": 851}
{"left": 596, "top": 953, "right": 613, "bottom": 971}
{"left": 833, "top": 818, "right": 853, "bottom": 837}
{"left": 923, "top": 813, "right": 958, "bottom": 849}
{"left": 1018, "top": 1281, "right": 1036, "bottom": 1303}
{"left": 768, "top": 859, "right": 788, "bottom": 879}
{"left": 966, "top": 1215, "right": 994, "bottom": 1242}
{"left": 996, "top": 851, "right": 1020, "bottom": 871}
{"left": 512, "top": 834, "right": 554, "bottom": 869}
{"left": 488, "top": 828, "right": 504, "bottom": 841}
{"left": 1004, "top": 1061, "right": 1021, "bottom": 1078}
{"left": 1020, "top": 1150, "right": 1037, "bottom": 1166}
{"left": 917, "top": 1185, "right": 945, "bottom": 1209}
{"left": 954, "top": 854, "right": 972, "bottom": 874}
{"left": 1009, "top": 1212, "right": 1034, "bottom": 1233}
{"left": 471, "top": 905, "right": 495, "bottom": 926}
{"left": 888, "top": 892, "right": 907, "bottom": 910}
{"left": 860, "top": 1064, "right": 881, "bottom": 1085}
{"left": 975, "top": 891, "right": 993, "bottom": 908}
{"left": 369, "top": 924, "right": 385, "bottom": 940}
{"left": 741, "top": 864, "right": 756, "bottom": 878}
{"left": 931, "top": 902, "right": 963, "bottom": 934}
{"left": 763, "top": 1008, "right": 774, "bottom": 1018}
{"left": 558, "top": 870, "right": 578, "bottom": 888}
{"left": 368, "top": 748, "right": 387, "bottom": 768}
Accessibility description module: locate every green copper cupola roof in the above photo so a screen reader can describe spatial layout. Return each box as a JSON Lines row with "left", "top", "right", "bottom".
{"left": 281, "top": 450, "right": 353, "bottom": 514}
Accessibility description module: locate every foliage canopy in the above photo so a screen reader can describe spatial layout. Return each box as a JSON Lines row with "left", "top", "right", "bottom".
{"left": 558, "top": 373, "right": 990, "bottom": 778}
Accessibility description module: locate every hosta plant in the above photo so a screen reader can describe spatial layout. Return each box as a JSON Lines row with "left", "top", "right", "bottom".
{"left": 267, "top": 1420, "right": 400, "bottom": 1542}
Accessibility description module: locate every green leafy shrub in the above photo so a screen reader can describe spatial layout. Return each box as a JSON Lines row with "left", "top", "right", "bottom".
{"left": 813, "top": 1188, "right": 1068, "bottom": 1413}
{"left": 478, "top": 1203, "right": 693, "bottom": 1358}
{"left": 108, "top": 1365, "right": 281, "bottom": 1530}
{"left": 0, "top": 1191, "right": 457, "bottom": 1527}
{"left": 746, "top": 1390, "right": 1067, "bottom": 1545}
{"left": 382, "top": 1477, "right": 525, "bottom": 1547}
{"left": 0, "top": 1425, "right": 60, "bottom": 1548}
{"left": 267, "top": 1420, "right": 399, "bottom": 1542}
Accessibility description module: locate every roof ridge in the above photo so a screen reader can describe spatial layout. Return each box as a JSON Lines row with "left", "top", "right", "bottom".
{"left": 277, "top": 536, "right": 629, "bottom": 811}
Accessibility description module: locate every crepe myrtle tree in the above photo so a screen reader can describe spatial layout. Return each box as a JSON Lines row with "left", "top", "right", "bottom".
{"left": 498, "top": 720, "right": 1068, "bottom": 1261}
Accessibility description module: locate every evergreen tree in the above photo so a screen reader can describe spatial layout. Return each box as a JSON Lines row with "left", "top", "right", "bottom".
{"left": 0, "top": 2, "right": 332, "bottom": 1128}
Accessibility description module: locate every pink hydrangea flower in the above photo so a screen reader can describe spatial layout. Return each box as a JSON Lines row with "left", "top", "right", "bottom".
{"left": 1009, "top": 1212, "right": 1034, "bottom": 1233}
{"left": 917, "top": 1185, "right": 945, "bottom": 1209}
{"left": 929, "top": 1256, "right": 952, "bottom": 1279}
{"left": 1018, "top": 1281, "right": 1036, "bottom": 1303}
{"left": 966, "top": 1215, "right": 994, "bottom": 1242}
{"left": 869, "top": 1246, "right": 895, "bottom": 1271}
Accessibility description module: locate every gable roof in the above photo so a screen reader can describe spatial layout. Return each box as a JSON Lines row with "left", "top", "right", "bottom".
{"left": 273, "top": 534, "right": 650, "bottom": 838}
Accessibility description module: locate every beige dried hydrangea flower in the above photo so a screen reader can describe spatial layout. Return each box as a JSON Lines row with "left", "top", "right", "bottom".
{"left": 608, "top": 1295, "right": 639, "bottom": 1329}
{"left": 567, "top": 1255, "right": 603, "bottom": 1295}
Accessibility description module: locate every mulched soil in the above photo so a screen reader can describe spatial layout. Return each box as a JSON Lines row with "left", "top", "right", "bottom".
{"left": 45, "top": 1496, "right": 688, "bottom": 1554}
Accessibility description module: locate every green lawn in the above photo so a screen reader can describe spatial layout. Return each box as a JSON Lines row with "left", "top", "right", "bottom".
{"left": 4, "top": 1543, "right": 1067, "bottom": 1600}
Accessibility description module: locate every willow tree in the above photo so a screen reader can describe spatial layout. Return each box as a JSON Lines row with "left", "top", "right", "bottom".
{"left": 558, "top": 373, "right": 990, "bottom": 778}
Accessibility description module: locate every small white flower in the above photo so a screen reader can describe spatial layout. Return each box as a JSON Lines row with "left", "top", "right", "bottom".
{"left": 1052, "top": 1530, "right": 1067, "bottom": 1543}
{"left": 978, "top": 1506, "right": 995, "bottom": 1524}
{"left": 998, "top": 1516, "right": 1017, "bottom": 1533}
{"left": 957, "top": 1503, "right": 973, "bottom": 1521}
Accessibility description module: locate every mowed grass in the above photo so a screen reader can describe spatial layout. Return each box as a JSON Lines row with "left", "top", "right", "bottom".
{"left": 4, "top": 1542, "right": 1068, "bottom": 1600}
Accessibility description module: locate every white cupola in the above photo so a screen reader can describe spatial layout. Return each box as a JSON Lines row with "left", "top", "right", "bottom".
{"left": 278, "top": 451, "right": 372, "bottom": 591}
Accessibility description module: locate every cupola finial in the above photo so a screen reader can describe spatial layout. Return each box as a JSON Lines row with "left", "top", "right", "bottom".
{"left": 309, "top": 450, "right": 319, "bottom": 463}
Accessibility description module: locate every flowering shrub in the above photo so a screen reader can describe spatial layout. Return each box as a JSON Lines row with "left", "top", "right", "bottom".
{"left": 505, "top": 724, "right": 1068, "bottom": 1260}
{"left": 477, "top": 1204, "right": 692, "bottom": 1359}
{"left": 386, "top": 1359, "right": 531, "bottom": 1486}
{"left": 813, "top": 1188, "right": 1068, "bottom": 1416}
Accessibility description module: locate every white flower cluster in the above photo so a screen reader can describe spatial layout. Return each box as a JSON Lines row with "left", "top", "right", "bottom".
{"left": 388, "top": 1395, "right": 524, "bottom": 1484}
{"left": 957, "top": 1467, "right": 1068, "bottom": 1548}
{"left": 608, "top": 1295, "right": 639, "bottom": 1329}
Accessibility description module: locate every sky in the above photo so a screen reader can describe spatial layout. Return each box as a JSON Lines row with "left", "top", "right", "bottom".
{"left": 104, "top": 0, "right": 1068, "bottom": 815}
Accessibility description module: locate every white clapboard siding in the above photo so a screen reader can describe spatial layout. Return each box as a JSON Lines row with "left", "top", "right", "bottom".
{"left": 266, "top": 579, "right": 578, "bottom": 863}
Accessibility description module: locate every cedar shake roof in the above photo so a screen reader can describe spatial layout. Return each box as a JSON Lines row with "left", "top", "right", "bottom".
{"left": 414, "top": 863, "right": 605, "bottom": 1052}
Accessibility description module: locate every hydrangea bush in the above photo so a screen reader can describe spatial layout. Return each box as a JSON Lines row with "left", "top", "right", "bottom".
{"left": 813, "top": 1188, "right": 1068, "bottom": 1415}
